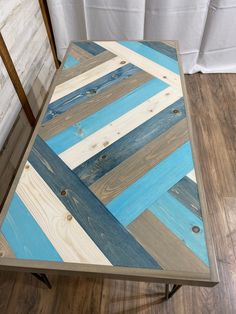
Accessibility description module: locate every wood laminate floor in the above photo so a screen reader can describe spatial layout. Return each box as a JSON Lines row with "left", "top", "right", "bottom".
{"left": 0, "top": 73, "right": 236, "bottom": 314}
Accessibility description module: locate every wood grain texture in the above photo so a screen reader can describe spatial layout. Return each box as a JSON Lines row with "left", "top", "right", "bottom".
{"left": 0, "top": 110, "right": 32, "bottom": 209}
{"left": 40, "top": 70, "right": 152, "bottom": 139}
{"left": 141, "top": 41, "right": 178, "bottom": 60}
{"left": 128, "top": 210, "right": 209, "bottom": 273}
{"left": 75, "top": 98, "right": 186, "bottom": 186}
{"left": 107, "top": 142, "right": 193, "bottom": 226}
{"left": 57, "top": 50, "right": 115, "bottom": 84}
{"left": 2, "top": 193, "right": 62, "bottom": 261}
{"left": 169, "top": 176, "right": 202, "bottom": 218}
{"left": 0, "top": 0, "right": 56, "bottom": 145}
{"left": 46, "top": 77, "right": 167, "bottom": 155}
{"left": 149, "top": 192, "right": 208, "bottom": 265}
{"left": 38, "top": 0, "right": 60, "bottom": 68}
{"left": 43, "top": 62, "right": 141, "bottom": 123}
{"left": 75, "top": 41, "right": 106, "bottom": 56}
{"left": 0, "top": 71, "right": 234, "bottom": 314}
{"left": 90, "top": 119, "right": 189, "bottom": 204}
{"left": 16, "top": 162, "right": 111, "bottom": 265}
{"left": 0, "top": 42, "right": 218, "bottom": 289}
{"left": 120, "top": 41, "right": 179, "bottom": 74}
{"left": 59, "top": 87, "right": 182, "bottom": 169}
{"left": 50, "top": 56, "right": 128, "bottom": 103}
{"left": 96, "top": 41, "right": 181, "bottom": 89}
{"left": 0, "top": 233, "right": 14, "bottom": 258}
{"left": 0, "top": 32, "right": 36, "bottom": 126}
{"left": 70, "top": 43, "right": 93, "bottom": 61}
{"left": 28, "top": 136, "right": 161, "bottom": 269}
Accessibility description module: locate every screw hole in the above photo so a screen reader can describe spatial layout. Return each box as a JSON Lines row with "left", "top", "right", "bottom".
{"left": 61, "top": 190, "right": 67, "bottom": 196}
{"left": 101, "top": 155, "right": 107, "bottom": 160}
{"left": 172, "top": 109, "right": 180, "bottom": 114}
{"left": 192, "top": 226, "right": 200, "bottom": 233}
{"left": 120, "top": 60, "right": 126, "bottom": 64}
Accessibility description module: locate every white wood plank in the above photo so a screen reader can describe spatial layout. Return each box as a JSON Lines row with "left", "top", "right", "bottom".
{"left": 16, "top": 162, "right": 112, "bottom": 265}
{"left": 50, "top": 56, "right": 128, "bottom": 103}
{"left": 95, "top": 41, "right": 182, "bottom": 90}
{"left": 187, "top": 169, "right": 197, "bottom": 183}
{"left": 60, "top": 87, "right": 182, "bottom": 169}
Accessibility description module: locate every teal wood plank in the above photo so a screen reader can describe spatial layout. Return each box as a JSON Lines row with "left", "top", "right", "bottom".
{"left": 63, "top": 54, "right": 80, "bottom": 69}
{"left": 43, "top": 63, "right": 141, "bottom": 123}
{"left": 74, "top": 98, "right": 186, "bottom": 185}
{"left": 120, "top": 41, "right": 179, "bottom": 74}
{"left": 28, "top": 136, "right": 161, "bottom": 269}
{"left": 169, "top": 176, "right": 202, "bottom": 218}
{"left": 107, "top": 142, "right": 193, "bottom": 226}
{"left": 140, "top": 42, "right": 177, "bottom": 61}
{"left": 149, "top": 192, "right": 209, "bottom": 265}
{"left": 1, "top": 193, "right": 63, "bottom": 261}
{"left": 46, "top": 78, "right": 168, "bottom": 154}
{"left": 75, "top": 41, "right": 106, "bottom": 55}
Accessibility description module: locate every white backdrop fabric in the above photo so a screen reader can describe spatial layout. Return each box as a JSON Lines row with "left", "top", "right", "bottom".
{"left": 47, "top": 0, "right": 236, "bottom": 73}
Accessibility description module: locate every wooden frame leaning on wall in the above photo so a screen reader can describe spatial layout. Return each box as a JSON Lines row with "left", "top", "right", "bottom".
{"left": 0, "top": 32, "right": 36, "bottom": 127}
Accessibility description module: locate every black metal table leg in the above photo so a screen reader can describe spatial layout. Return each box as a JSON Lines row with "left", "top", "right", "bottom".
{"left": 164, "top": 284, "right": 182, "bottom": 300}
{"left": 32, "top": 273, "right": 52, "bottom": 289}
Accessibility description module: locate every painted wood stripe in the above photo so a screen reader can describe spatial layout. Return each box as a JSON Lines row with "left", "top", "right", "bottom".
{"left": 0, "top": 232, "right": 15, "bottom": 258}
{"left": 46, "top": 78, "right": 168, "bottom": 154}
{"left": 75, "top": 41, "right": 106, "bottom": 55}
{"left": 50, "top": 56, "right": 128, "bottom": 103}
{"left": 149, "top": 193, "right": 209, "bottom": 265}
{"left": 44, "top": 63, "right": 140, "bottom": 123}
{"left": 58, "top": 51, "right": 115, "bottom": 85}
{"left": 107, "top": 142, "right": 194, "bottom": 226}
{"left": 95, "top": 41, "right": 181, "bottom": 89}
{"left": 140, "top": 41, "right": 178, "bottom": 61}
{"left": 63, "top": 54, "right": 80, "bottom": 69}
{"left": 120, "top": 41, "right": 179, "bottom": 74}
{"left": 59, "top": 87, "right": 182, "bottom": 169}
{"left": 16, "top": 162, "right": 111, "bottom": 265}
{"left": 90, "top": 119, "right": 189, "bottom": 204}
{"left": 169, "top": 176, "right": 202, "bottom": 219}
{"left": 40, "top": 71, "right": 153, "bottom": 139}
{"left": 128, "top": 210, "right": 209, "bottom": 273}
{"left": 75, "top": 98, "right": 186, "bottom": 186}
{"left": 1, "top": 193, "right": 63, "bottom": 261}
{"left": 187, "top": 169, "right": 197, "bottom": 183}
{"left": 70, "top": 43, "right": 94, "bottom": 61}
{"left": 28, "top": 136, "right": 161, "bottom": 269}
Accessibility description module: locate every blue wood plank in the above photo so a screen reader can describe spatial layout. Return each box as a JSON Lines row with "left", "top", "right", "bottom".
{"left": 169, "top": 176, "right": 202, "bottom": 218}
{"left": 1, "top": 193, "right": 63, "bottom": 261}
{"left": 120, "top": 41, "right": 179, "bottom": 74}
{"left": 46, "top": 78, "right": 168, "bottom": 154}
{"left": 28, "top": 136, "right": 161, "bottom": 269}
{"left": 107, "top": 142, "right": 193, "bottom": 226}
{"left": 140, "top": 42, "right": 177, "bottom": 61}
{"left": 149, "top": 193, "right": 209, "bottom": 265}
{"left": 43, "top": 63, "right": 141, "bottom": 123}
{"left": 74, "top": 98, "right": 186, "bottom": 185}
{"left": 75, "top": 41, "right": 106, "bottom": 55}
{"left": 63, "top": 54, "right": 80, "bottom": 69}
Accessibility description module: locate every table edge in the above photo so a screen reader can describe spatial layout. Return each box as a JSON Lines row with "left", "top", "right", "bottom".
{"left": 0, "top": 40, "right": 219, "bottom": 286}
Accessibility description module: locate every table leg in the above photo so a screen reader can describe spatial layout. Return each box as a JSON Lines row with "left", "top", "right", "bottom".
{"left": 164, "top": 284, "right": 182, "bottom": 300}
{"left": 32, "top": 273, "right": 52, "bottom": 289}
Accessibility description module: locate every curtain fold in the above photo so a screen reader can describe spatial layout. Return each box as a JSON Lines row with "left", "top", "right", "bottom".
{"left": 47, "top": 0, "right": 236, "bottom": 73}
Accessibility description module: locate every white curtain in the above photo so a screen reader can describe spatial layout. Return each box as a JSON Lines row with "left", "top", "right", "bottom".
{"left": 47, "top": 0, "right": 236, "bottom": 73}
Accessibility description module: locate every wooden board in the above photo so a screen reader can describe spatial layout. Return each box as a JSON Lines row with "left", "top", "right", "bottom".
{"left": 0, "top": 41, "right": 218, "bottom": 287}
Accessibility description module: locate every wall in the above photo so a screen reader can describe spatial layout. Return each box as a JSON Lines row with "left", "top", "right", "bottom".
{"left": 0, "top": 0, "right": 56, "bottom": 207}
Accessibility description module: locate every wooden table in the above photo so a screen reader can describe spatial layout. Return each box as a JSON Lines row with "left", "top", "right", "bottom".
{"left": 0, "top": 41, "right": 218, "bottom": 299}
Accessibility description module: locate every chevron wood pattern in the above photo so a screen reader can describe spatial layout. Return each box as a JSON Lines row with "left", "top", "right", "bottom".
{"left": 0, "top": 41, "right": 218, "bottom": 286}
